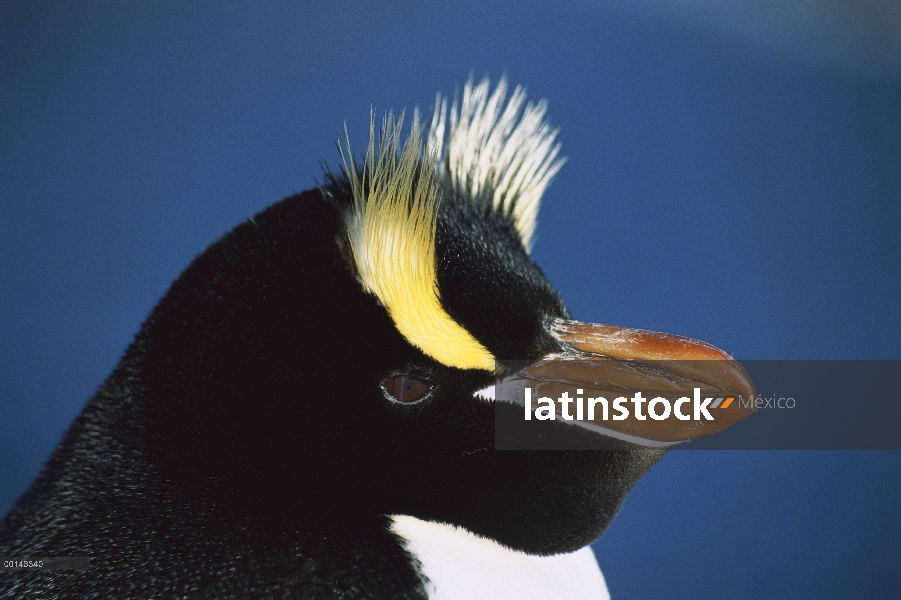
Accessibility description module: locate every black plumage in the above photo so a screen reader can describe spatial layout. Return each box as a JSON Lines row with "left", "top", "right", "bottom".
{"left": 2, "top": 79, "right": 749, "bottom": 598}
{"left": 1, "top": 173, "right": 662, "bottom": 597}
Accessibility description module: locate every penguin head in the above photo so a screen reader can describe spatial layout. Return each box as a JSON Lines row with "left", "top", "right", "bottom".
{"left": 122, "top": 78, "right": 752, "bottom": 555}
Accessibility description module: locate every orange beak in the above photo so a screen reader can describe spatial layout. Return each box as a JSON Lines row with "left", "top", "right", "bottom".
{"left": 501, "top": 318, "right": 756, "bottom": 445}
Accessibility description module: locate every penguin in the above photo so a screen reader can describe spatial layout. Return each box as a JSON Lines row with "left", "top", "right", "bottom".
{"left": 0, "top": 78, "right": 753, "bottom": 599}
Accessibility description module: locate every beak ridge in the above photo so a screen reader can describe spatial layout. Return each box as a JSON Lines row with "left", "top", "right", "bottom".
{"left": 502, "top": 318, "right": 756, "bottom": 444}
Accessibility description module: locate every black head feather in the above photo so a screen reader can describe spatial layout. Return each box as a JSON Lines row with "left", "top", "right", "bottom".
{"left": 0, "top": 80, "right": 664, "bottom": 598}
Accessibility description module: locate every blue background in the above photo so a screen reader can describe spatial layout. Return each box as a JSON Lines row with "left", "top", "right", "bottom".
{"left": 2, "top": 2, "right": 899, "bottom": 597}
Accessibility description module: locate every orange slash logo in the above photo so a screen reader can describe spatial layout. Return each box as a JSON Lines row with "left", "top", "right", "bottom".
{"left": 712, "top": 397, "right": 734, "bottom": 409}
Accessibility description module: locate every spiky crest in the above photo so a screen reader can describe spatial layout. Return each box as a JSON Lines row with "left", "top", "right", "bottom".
{"left": 339, "top": 112, "right": 496, "bottom": 371}
{"left": 428, "top": 76, "right": 565, "bottom": 251}
{"left": 337, "top": 78, "right": 563, "bottom": 370}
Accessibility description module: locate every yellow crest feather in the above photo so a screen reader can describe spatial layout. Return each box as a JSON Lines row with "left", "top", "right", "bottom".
{"left": 340, "top": 112, "right": 496, "bottom": 372}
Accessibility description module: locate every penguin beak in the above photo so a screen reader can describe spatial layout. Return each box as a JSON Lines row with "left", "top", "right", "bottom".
{"left": 504, "top": 318, "right": 756, "bottom": 444}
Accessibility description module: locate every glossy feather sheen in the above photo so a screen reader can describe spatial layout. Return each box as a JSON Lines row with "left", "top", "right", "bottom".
{"left": 1, "top": 79, "right": 633, "bottom": 599}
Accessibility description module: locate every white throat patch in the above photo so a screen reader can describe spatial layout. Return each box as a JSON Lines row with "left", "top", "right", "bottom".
{"left": 390, "top": 515, "right": 610, "bottom": 600}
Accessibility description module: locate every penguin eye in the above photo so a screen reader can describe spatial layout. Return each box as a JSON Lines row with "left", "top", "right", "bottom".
{"left": 382, "top": 376, "right": 430, "bottom": 403}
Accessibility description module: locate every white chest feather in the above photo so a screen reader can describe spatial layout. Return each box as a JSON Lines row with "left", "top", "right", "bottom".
{"left": 390, "top": 515, "right": 610, "bottom": 600}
